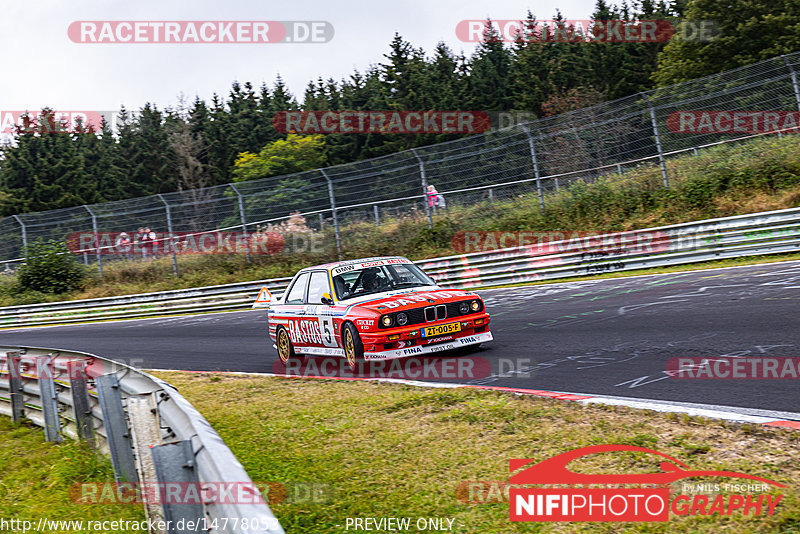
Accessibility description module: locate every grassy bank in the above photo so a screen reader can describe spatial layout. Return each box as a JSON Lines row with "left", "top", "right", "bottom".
{"left": 0, "top": 418, "right": 146, "bottom": 531}
{"left": 2, "top": 134, "right": 800, "bottom": 306}
{"left": 154, "top": 372, "right": 800, "bottom": 534}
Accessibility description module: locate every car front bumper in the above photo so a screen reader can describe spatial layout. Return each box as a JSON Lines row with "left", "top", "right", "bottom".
{"left": 363, "top": 330, "right": 493, "bottom": 360}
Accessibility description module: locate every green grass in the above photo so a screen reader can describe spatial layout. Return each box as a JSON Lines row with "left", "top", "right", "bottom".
{"left": 1, "top": 133, "right": 799, "bottom": 306}
{"left": 154, "top": 372, "right": 800, "bottom": 534}
{"left": 0, "top": 418, "right": 146, "bottom": 532}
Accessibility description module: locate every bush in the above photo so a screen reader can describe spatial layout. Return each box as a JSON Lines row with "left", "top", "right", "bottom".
{"left": 17, "top": 239, "right": 86, "bottom": 294}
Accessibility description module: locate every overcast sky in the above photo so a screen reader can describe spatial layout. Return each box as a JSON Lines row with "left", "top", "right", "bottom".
{"left": 1, "top": 0, "right": 598, "bottom": 113}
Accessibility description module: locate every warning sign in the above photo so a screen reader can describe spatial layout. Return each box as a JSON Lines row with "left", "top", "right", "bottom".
{"left": 252, "top": 286, "right": 272, "bottom": 308}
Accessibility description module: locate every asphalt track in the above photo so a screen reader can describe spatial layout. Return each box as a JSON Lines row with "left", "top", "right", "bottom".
{"left": 1, "top": 260, "right": 799, "bottom": 414}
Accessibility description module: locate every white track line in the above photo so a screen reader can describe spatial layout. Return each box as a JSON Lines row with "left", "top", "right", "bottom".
{"left": 148, "top": 368, "right": 800, "bottom": 430}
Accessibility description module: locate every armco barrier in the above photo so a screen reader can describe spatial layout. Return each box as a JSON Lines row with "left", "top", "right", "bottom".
{"left": 419, "top": 206, "right": 800, "bottom": 288}
{"left": 0, "top": 206, "right": 799, "bottom": 328}
{"left": 0, "top": 346, "right": 284, "bottom": 534}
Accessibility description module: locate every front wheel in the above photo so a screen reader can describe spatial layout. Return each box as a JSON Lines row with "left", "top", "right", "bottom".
{"left": 276, "top": 326, "right": 296, "bottom": 363}
{"left": 342, "top": 322, "right": 364, "bottom": 371}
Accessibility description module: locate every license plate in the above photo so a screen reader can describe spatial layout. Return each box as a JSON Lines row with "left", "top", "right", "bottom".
{"left": 421, "top": 322, "right": 462, "bottom": 338}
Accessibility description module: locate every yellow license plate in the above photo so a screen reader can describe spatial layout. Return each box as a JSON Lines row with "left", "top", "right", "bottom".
{"left": 421, "top": 322, "right": 462, "bottom": 338}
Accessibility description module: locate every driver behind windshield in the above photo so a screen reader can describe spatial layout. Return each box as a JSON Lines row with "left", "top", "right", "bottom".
{"left": 361, "top": 268, "right": 388, "bottom": 292}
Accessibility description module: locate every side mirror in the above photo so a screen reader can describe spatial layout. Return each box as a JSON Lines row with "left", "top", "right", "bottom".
{"left": 321, "top": 293, "right": 334, "bottom": 306}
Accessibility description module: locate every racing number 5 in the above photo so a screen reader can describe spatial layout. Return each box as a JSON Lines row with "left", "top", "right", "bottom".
{"left": 318, "top": 316, "right": 337, "bottom": 347}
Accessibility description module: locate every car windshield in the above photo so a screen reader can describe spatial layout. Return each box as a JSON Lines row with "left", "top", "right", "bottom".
{"left": 332, "top": 263, "right": 436, "bottom": 300}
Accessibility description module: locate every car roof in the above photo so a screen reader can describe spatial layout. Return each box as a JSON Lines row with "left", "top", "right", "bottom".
{"left": 297, "top": 256, "right": 410, "bottom": 274}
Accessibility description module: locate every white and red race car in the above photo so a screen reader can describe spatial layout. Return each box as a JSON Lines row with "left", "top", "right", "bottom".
{"left": 264, "top": 256, "right": 492, "bottom": 369}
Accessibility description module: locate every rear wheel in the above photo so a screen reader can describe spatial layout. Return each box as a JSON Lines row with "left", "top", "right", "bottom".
{"left": 342, "top": 323, "right": 364, "bottom": 371}
{"left": 276, "top": 327, "right": 296, "bottom": 363}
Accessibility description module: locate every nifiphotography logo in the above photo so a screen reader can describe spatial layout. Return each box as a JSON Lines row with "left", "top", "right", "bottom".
{"left": 509, "top": 445, "right": 785, "bottom": 522}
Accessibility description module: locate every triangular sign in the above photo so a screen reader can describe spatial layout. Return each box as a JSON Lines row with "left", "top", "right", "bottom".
{"left": 252, "top": 286, "right": 272, "bottom": 308}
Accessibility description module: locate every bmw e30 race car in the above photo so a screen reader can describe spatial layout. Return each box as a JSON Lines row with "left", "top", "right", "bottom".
{"left": 266, "top": 256, "right": 492, "bottom": 369}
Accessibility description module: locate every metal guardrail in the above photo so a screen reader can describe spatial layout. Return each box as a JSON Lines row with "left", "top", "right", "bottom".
{"left": 418, "top": 206, "right": 800, "bottom": 288}
{"left": 0, "top": 346, "right": 284, "bottom": 534}
{"left": 0, "top": 206, "right": 798, "bottom": 328}
{"left": 0, "top": 277, "right": 292, "bottom": 328}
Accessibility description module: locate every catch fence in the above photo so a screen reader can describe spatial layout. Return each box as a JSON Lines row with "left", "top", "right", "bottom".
{"left": 2, "top": 52, "right": 800, "bottom": 275}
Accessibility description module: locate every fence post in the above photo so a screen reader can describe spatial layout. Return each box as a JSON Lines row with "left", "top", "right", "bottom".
{"left": 522, "top": 126, "right": 546, "bottom": 214}
{"left": 96, "top": 374, "right": 139, "bottom": 483}
{"left": 318, "top": 213, "right": 324, "bottom": 230}
{"left": 7, "top": 352, "right": 24, "bottom": 422}
{"left": 411, "top": 149, "right": 434, "bottom": 229}
{"left": 782, "top": 55, "right": 800, "bottom": 116}
{"left": 38, "top": 356, "right": 62, "bottom": 443}
{"left": 320, "top": 169, "right": 342, "bottom": 261}
{"left": 641, "top": 93, "right": 670, "bottom": 188}
{"left": 11, "top": 215, "right": 26, "bottom": 260}
{"left": 156, "top": 194, "right": 179, "bottom": 277}
{"left": 67, "top": 360, "right": 94, "bottom": 447}
{"left": 228, "top": 184, "right": 251, "bottom": 264}
{"left": 374, "top": 205, "right": 380, "bottom": 227}
{"left": 82, "top": 205, "right": 103, "bottom": 278}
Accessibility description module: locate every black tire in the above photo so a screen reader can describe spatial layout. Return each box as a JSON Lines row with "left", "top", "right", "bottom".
{"left": 276, "top": 326, "right": 296, "bottom": 363}
{"left": 342, "top": 322, "right": 364, "bottom": 371}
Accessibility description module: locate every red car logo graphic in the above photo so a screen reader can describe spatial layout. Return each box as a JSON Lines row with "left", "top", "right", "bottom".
{"left": 510, "top": 444, "right": 786, "bottom": 487}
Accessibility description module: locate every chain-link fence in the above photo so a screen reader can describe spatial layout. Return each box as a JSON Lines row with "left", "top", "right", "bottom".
{"left": 3, "top": 51, "right": 800, "bottom": 275}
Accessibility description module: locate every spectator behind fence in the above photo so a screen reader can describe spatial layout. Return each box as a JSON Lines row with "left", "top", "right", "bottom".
{"left": 134, "top": 227, "right": 146, "bottom": 259}
{"left": 115, "top": 232, "right": 132, "bottom": 259}
{"left": 144, "top": 227, "right": 157, "bottom": 258}
{"left": 426, "top": 184, "right": 446, "bottom": 209}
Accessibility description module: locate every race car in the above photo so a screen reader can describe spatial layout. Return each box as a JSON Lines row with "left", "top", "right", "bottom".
{"left": 266, "top": 256, "right": 492, "bottom": 369}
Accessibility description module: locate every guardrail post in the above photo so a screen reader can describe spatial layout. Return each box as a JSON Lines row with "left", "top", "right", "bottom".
{"left": 11, "top": 215, "right": 26, "bottom": 260}
{"left": 151, "top": 440, "right": 205, "bottom": 530}
{"left": 641, "top": 93, "right": 670, "bottom": 188}
{"left": 522, "top": 126, "right": 546, "bottom": 214}
{"left": 7, "top": 352, "right": 24, "bottom": 422}
{"left": 228, "top": 184, "right": 251, "bottom": 264}
{"left": 96, "top": 374, "right": 139, "bottom": 483}
{"left": 82, "top": 205, "right": 103, "bottom": 278}
{"left": 67, "top": 360, "right": 94, "bottom": 446}
{"left": 320, "top": 169, "right": 343, "bottom": 261}
{"left": 156, "top": 194, "right": 179, "bottom": 277}
{"left": 38, "top": 356, "right": 62, "bottom": 443}
{"left": 411, "top": 149, "right": 434, "bottom": 229}
{"left": 783, "top": 55, "right": 800, "bottom": 114}
{"left": 374, "top": 205, "right": 380, "bottom": 227}
{"left": 127, "top": 394, "right": 165, "bottom": 524}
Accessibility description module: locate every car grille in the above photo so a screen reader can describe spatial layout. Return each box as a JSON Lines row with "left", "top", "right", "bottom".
{"left": 378, "top": 300, "right": 483, "bottom": 328}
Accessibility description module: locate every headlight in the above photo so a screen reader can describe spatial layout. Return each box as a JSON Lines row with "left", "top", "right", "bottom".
{"left": 381, "top": 315, "right": 393, "bottom": 327}
{"left": 459, "top": 301, "right": 469, "bottom": 314}
{"left": 397, "top": 312, "right": 408, "bottom": 326}
{"left": 470, "top": 300, "right": 480, "bottom": 311}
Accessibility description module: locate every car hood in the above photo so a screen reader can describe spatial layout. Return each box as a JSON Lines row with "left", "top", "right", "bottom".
{"left": 340, "top": 286, "right": 480, "bottom": 313}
